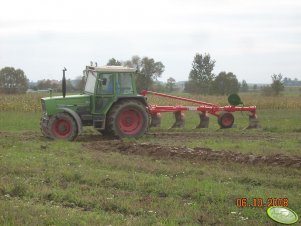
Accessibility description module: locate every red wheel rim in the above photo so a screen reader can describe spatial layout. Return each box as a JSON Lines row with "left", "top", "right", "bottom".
{"left": 52, "top": 118, "right": 72, "bottom": 138}
{"left": 222, "top": 114, "right": 234, "bottom": 127}
{"left": 118, "top": 109, "right": 143, "bottom": 135}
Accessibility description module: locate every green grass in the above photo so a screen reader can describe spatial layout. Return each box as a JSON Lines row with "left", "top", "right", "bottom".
{"left": 0, "top": 102, "right": 301, "bottom": 225}
{"left": 0, "top": 133, "right": 301, "bottom": 225}
{"left": 0, "top": 112, "right": 41, "bottom": 131}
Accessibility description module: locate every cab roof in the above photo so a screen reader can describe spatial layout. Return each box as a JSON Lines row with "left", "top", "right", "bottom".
{"left": 86, "top": 65, "right": 136, "bottom": 73}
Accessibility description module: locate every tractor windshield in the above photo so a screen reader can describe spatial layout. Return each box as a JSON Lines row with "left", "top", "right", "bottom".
{"left": 84, "top": 71, "right": 96, "bottom": 93}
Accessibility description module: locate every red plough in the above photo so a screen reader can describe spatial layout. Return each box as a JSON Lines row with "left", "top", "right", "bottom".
{"left": 141, "top": 90, "right": 260, "bottom": 129}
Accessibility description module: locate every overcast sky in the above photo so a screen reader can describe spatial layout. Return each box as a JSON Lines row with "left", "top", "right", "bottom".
{"left": 1, "top": 0, "right": 300, "bottom": 83}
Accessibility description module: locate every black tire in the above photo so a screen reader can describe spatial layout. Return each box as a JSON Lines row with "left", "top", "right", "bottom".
{"left": 106, "top": 100, "right": 148, "bottom": 138}
{"left": 218, "top": 112, "right": 234, "bottom": 128}
{"left": 48, "top": 113, "right": 78, "bottom": 141}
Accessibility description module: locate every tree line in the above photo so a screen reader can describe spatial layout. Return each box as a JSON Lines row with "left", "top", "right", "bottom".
{"left": 30, "top": 77, "right": 85, "bottom": 93}
{"left": 0, "top": 67, "right": 28, "bottom": 94}
{"left": 0, "top": 53, "right": 295, "bottom": 95}
{"left": 184, "top": 53, "right": 286, "bottom": 96}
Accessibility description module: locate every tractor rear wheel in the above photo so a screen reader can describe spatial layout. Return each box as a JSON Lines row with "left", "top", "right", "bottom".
{"left": 106, "top": 100, "right": 148, "bottom": 138}
{"left": 48, "top": 113, "right": 78, "bottom": 140}
{"left": 218, "top": 112, "right": 234, "bottom": 128}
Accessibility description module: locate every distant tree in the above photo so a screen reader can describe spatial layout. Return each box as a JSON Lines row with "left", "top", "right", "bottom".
{"left": 0, "top": 67, "right": 29, "bottom": 94}
{"left": 123, "top": 55, "right": 141, "bottom": 70}
{"left": 107, "top": 58, "right": 122, "bottom": 66}
{"left": 184, "top": 81, "right": 194, "bottom": 93}
{"left": 261, "top": 85, "right": 273, "bottom": 96}
{"left": 66, "top": 79, "right": 75, "bottom": 92}
{"left": 253, "top": 84, "right": 258, "bottom": 91}
{"left": 123, "top": 56, "right": 164, "bottom": 92}
{"left": 28, "top": 81, "right": 38, "bottom": 91}
{"left": 185, "top": 53, "right": 215, "bottom": 94}
{"left": 211, "top": 72, "right": 239, "bottom": 95}
{"left": 75, "top": 75, "right": 86, "bottom": 91}
{"left": 37, "top": 79, "right": 54, "bottom": 90}
{"left": 37, "top": 79, "right": 50, "bottom": 90}
{"left": 37, "top": 79, "right": 62, "bottom": 92}
{"left": 271, "top": 73, "right": 284, "bottom": 96}
{"left": 283, "top": 77, "right": 291, "bottom": 85}
{"left": 240, "top": 80, "right": 249, "bottom": 92}
{"left": 166, "top": 77, "right": 176, "bottom": 92}
{"left": 138, "top": 57, "right": 164, "bottom": 91}
{"left": 152, "top": 81, "right": 166, "bottom": 92}
{"left": 283, "top": 77, "right": 301, "bottom": 86}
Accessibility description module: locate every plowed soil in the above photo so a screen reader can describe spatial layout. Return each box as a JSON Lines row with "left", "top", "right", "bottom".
{"left": 146, "top": 131, "right": 282, "bottom": 141}
{"left": 83, "top": 138, "right": 301, "bottom": 169}
{"left": 3, "top": 131, "right": 301, "bottom": 168}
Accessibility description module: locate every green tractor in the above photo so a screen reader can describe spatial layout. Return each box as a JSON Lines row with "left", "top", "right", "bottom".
{"left": 40, "top": 65, "right": 149, "bottom": 140}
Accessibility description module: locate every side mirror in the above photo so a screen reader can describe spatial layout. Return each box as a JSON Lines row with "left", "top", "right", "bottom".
{"left": 101, "top": 78, "right": 107, "bottom": 86}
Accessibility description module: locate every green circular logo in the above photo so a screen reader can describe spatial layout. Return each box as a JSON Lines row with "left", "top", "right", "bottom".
{"left": 267, "top": 207, "right": 299, "bottom": 224}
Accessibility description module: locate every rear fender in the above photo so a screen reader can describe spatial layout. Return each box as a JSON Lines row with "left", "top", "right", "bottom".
{"left": 58, "top": 108, "right": 82, "bottom": 134}
{"left": 116, "top": 96, "right": 148, "bottom": 106}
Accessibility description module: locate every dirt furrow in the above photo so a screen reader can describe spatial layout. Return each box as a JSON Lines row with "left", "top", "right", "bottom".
{"left": 83, "top": 140, "right": 301, "bottom": 168}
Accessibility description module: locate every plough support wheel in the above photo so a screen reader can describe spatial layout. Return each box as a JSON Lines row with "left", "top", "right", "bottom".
{"left": 218, "top": 112, "right": 234, "bottom": 129}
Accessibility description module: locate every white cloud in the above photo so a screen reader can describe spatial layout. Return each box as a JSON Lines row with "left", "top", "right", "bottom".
{"left": 1, "top": 0, "right": 301, "bottom": 82}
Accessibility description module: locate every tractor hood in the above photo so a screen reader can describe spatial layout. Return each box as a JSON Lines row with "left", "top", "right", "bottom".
{"left": 41, "top": 94, "right": 91, "bottom": 116}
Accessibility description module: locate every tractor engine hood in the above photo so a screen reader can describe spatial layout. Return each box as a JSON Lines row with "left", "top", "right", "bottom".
{"left": 41, "top": 94, "right": 91, "bottom": 116}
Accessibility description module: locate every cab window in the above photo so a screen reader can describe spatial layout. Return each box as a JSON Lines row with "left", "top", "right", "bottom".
{"left": 117, "top": 73, "right": 133, "bottom": 94}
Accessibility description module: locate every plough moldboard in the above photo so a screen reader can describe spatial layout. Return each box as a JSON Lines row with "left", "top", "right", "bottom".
{"left": 141, "top": 90, "right": 260, "bottom": 129}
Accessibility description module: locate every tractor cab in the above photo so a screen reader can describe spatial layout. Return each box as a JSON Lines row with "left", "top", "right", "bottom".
{"left": 84, "top": 66, "right": 137, "bottom": 96}
{"left": 83, "top": 66, "right": 140, "bottom": 114}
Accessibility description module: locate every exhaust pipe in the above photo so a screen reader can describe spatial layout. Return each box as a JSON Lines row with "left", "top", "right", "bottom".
{"left": 62, "top": 67, "right": 67, "bottom": 98}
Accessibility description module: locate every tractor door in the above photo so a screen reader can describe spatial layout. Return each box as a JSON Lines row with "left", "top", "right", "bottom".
{"left": 93, "top": 73, "right": 115, "bottom": 114}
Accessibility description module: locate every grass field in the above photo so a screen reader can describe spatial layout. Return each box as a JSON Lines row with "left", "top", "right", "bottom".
{"left": 0, "top": 92, "right": 301, "bottom": 225}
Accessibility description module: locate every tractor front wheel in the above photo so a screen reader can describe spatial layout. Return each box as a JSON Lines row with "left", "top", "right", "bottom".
{"left": 40, "top": 116, "right": 50, "bottom": 138}
{"left": 106, "top": 100, "right": 148, "bottom": 138}
{"left": 218, "top": 112, "right": 234, "bottom": 128}
{"left": 48, "top": 113, "right": 78, "bottom": 140}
